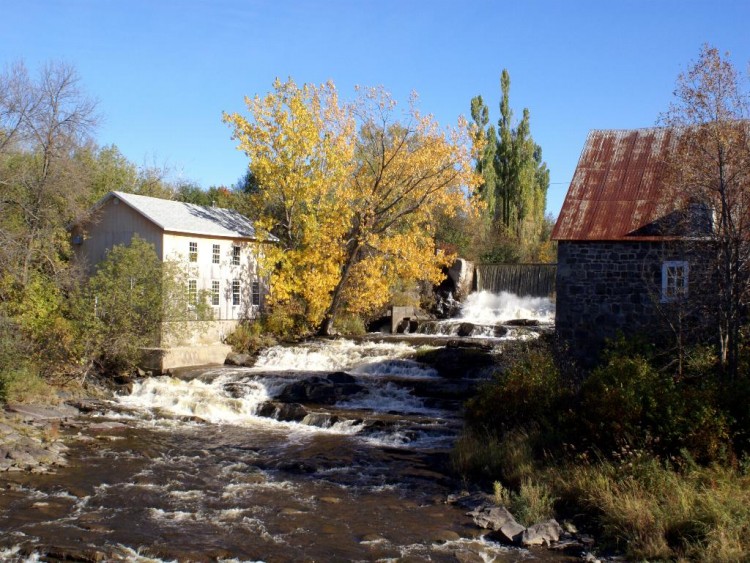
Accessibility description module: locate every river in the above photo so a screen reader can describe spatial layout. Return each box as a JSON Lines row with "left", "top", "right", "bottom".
{"left": 0, "top": 295, "right": 563, "bottom": 562}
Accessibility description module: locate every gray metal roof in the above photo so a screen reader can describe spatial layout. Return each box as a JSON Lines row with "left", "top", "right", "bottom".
{"left": 103, "top": 191, "right": 273, "bottom": 240}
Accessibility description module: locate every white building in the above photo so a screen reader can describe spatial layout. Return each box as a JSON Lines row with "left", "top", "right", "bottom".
{"left": 72, "top": 191, "right": 275, "bottom": 371}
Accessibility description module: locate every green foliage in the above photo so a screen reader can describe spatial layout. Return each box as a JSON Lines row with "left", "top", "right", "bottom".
{"left": 0, "top": 365, "right": 56, "bottom": 405}
{"left": 580, "top": 341, "right": 733, "bottom": 463}
{"left": 332, "top": 314, "right": 366, "bottom": 336}
{"left": 263, "top": 298, "right": 312, "bottom": 340}
{"left": 496, "top": 479, "right": 557, "bottom": 528}
{"left": 224, "top": 320, "right": 277, "bottom": 355}
{"left": 465, "top": 342, "right": 567, "bottom": 436}
{"left": 82, "top": 236, "right": 164, "bottom": 372}
{"left": 80, "top": 235, "right": 213, "bottom": 373}
{"left": 469, "top": 69, "right": 550, "bottom": 262}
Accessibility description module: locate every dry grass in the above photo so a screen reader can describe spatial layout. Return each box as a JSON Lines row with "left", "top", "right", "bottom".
{"left": 553, "top": 458, "right": 750, "bottom": 561}
{"left": 0, "top": 366, "right": 58, "bottom": 404}
{"left": 494, "top": 479, "right": 557, "bottom": 527}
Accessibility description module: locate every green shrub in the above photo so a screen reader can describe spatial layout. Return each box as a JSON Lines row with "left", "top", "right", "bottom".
{"left": 332, "top": 314, "right": 366, "bottom": 336}
{"left": 465, "top": 343, "right": 568, "bottom": 436}
{"left": 494, "top": 478, "right": 557, "bottom": 527}
{"left": 225, "top": 320, "right": 277, "bottom": 355}
{"left": 264, "top": 298, "right": 311, "bottom": 340}
{"left": 0, "top": 366, "right": 57, "bottom": 404}
{"left": 579, "top": 346, "right": 734, "bottom": 463}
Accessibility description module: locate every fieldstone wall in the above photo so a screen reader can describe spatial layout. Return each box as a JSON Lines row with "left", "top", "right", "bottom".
{"left": 556, "top": 240, "right": 695, "bottom": 360}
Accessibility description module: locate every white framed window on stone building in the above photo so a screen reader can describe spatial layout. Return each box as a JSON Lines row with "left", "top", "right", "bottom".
{"left": 188, "top": 279, "right": 198, "bottom": 305}
{"left": 661, "top": 260, "right": 689, "bottom": 302}
{"left": 232, "top": 245, "right": 241, "bottom": 266}
{"left": 252, "top": 280, "right": 260, "bottom": 306}
{"left": 189, "top": 241, "right": 198, "bottom": 262}
{"left": 212, "top": 244, "right": 221, "bottom": 264}
{"left": 232, "top": 280, "right": 240, "bottom": 306}
{"left": 211, "top": 280, "right": 220, "bottom": 306}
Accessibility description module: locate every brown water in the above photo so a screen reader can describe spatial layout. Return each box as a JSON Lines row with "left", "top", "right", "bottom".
{"left": 0, "top": 339, "right": 566, "bottom": 562}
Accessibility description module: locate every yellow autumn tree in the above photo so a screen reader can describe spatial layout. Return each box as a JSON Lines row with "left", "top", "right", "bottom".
{"left": 224, "top": 79, "right": 478, "bottom": 335}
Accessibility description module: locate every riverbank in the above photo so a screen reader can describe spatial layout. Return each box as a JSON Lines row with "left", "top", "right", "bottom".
{"left": 455, "top": 335, "right": 750, "bottom": 561}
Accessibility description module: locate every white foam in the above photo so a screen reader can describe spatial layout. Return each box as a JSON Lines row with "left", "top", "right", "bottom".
{"left": 338, "top": 382, "right": 436, "bottom": 415}
{"left": 458, "top": 290, "right": 554, "bottom": 324}
{"left": 253, "top": 340, "right": 419, "bottom": 372}
{"left": 351, "top": 359, "right": 437, "bottom": 379}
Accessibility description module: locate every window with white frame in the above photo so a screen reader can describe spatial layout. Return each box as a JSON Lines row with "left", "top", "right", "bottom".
{"left": 212, "top": 244, "right": 221, "bottom": 264}
{"left": 211, "top": 280, "right": 220, "bottom": 306}
{"left": 232, "top": 245, "right": 241, "bottom": 266}
{"left": 232, "top": 280, "right": 240, "bottom": 306}
{"left": 189, "top": 241, "right": 198, "bottom": 262}
{"left": 661, "top": 261, "right": 689, "bottom": 302}
{"left": 252, "top": 280, "right": 260, "bottom": 306}
{"left": 188, "top": 279, "right": 198, "bottom": 305}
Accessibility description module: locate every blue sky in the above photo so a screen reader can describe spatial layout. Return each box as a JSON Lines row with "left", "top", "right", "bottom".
{"left": 2, "top": 0, "right": 748, "bottom": 216}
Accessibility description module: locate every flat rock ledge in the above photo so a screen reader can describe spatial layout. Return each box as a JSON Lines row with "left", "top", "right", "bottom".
{"left": 0, "top": 403, "right": 80, "bottom": 473}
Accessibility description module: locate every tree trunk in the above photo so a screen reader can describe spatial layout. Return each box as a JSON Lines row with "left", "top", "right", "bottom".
{"left": 318, "top": 243, "right": 360, "bottom": 337}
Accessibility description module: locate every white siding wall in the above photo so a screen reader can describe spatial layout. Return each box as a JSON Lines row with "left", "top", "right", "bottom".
{"left": 74, "top": 198, "right": 163, "bottom": 272}
{"left": 162, "top": 233, "right": 264, "bottom": 321}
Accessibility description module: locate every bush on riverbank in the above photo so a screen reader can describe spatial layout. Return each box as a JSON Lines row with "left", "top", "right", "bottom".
{"left": 455, "top": 336, "right": 750, "bottom": 560}
{"left": 225, "top": 320, "right": 278, "bottom": 355}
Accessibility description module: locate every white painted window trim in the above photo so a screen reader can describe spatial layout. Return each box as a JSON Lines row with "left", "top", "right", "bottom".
{"left": 232, "top": 279, "right": 241, "bottom": 306}
{"left": 187, "top": 279, "right": 198, "bottom": 305}
{"left": 661, "top": 260, "right": 689, "bottom": 303}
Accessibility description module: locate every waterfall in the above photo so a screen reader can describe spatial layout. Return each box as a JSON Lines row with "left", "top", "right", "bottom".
{"left": 475, "top": 264, "right": 556, "bottom": 297}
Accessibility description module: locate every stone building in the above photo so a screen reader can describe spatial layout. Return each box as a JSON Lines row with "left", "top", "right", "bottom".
{"left": 552, "top": 128, "right": 709, "bottom": 359}
{"left": 72, "top": 191, "right": 275, "bottom": 371}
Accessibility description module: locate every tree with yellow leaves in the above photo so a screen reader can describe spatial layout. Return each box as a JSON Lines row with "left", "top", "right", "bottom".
{"left": 224, "top": 79, "right": 478, "bottom": 335}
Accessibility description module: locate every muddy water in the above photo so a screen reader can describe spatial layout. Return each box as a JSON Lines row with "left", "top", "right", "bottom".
{"left": 0, "top": 339, "right": 562, "bottom": 562}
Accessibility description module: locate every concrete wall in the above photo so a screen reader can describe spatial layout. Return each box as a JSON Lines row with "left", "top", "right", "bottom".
{"left": 556, "top": 240, "right": 701, "bottom": 359}
{"left": 140, "top": 343, "right": 233, "bottom": 373}
{"left": 161, "top": 319, "right": 241, "bottom": 347}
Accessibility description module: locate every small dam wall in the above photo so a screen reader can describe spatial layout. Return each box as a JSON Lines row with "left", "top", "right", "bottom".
{"left": 475, "top": 263, "right": 557, "bottom": 297}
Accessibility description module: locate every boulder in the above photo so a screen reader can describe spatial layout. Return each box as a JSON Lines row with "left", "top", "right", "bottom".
{"left": 505, "top": 319, "right": 540, "bottom": 327}
{"left": 447, "top": 258, "right": 475, "bottom": 300}
{"left": 275, "top": 373, "right": 364, "bottom": 405}
{"left": 468, "top": 505, "right": 525, "bottom": 543}
{"left": 520, "top": 519, "right": 563, "bottom": 547}
{"left": 256, "top": 401, "right": 308, "bottom": 422}
{"left": 493, "top": 325, "right": 509, "bottom": 337}
{"left": 224, "top": 353, "right": 254, "bottom": 367}
{"left": 457, "top": 323, "right": 475, "bottom": 337}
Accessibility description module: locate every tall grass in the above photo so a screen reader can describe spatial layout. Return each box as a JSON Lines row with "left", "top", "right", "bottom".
{"left": 554, "top": 459, "right": 750, "bottom": 561}
{"left": 0, "top": 366, "right": 57, "bottom": 404}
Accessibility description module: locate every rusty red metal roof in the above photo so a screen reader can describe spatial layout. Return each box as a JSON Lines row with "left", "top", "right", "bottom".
{"left": 552, "top": 128, "right": 682, "bottom": 241}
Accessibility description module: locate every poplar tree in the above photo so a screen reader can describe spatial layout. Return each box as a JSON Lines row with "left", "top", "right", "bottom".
{"left": 470, "top": 95, "right": 498, "bottom": 223}
{"left": 470, "top": 69, "right": 550, "bottom": 259}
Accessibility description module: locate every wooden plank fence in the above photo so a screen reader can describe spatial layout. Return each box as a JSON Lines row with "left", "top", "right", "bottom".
{"left": 475, "top": 264, "right": 557, "bottom": 297}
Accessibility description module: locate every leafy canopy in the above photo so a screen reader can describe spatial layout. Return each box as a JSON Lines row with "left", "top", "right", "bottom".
{"left": 224, "top": 79, "right": 479, "bottom": 333}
